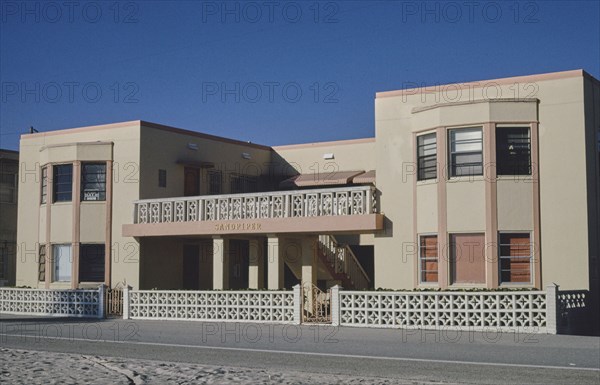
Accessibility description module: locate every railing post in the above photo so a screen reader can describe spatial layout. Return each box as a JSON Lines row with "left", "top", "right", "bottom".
{"left": 366, "top": 187, "right": 372, "bottom": 214}
{"left": 98, "top": 284, "right": 106, "bottom": 319}
{"left": 331, "top": 285, "right": 341, "bottom": 326}
{"left": 123, "top": 285, "right": 132, "bottom": 320}
{"left": 293, "top": 284, "right": 302, "bottom": 325}
{"left": 546, "top": 283, "right": 559, "bottom": 334}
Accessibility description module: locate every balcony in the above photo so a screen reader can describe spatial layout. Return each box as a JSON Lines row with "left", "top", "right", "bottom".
{"left": 123, "top": 185, "right": 383, "bottom": 237}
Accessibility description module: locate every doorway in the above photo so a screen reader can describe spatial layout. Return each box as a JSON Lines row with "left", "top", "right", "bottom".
{"left": 184, "top": 167, "right": 200, "bottom": 196}
{"left": 183, "top": 244, "right": 200, "bottom": 289}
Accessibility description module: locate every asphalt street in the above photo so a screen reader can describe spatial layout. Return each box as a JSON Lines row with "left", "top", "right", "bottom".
{"left": 1, "top": 315, "right": 598, "bottom": 384}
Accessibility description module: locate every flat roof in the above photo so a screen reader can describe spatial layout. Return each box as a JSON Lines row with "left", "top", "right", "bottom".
{"left": 376, "top": 69, "right": 595, "bottom": 98}
{"left": 20, "top": 120, "right": 273, "bottom": 151}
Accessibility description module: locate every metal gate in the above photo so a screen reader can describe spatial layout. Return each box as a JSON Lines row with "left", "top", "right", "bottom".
{"left": 302, "top": 283, "right": 332, "bottom": 323}
{"left": 104, "top": 282, "right": 124, "bottom": 317}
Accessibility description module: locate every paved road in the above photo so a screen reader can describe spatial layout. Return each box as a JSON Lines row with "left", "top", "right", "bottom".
{"left": 1, "top": 315, "right": 599, "bottom": 384}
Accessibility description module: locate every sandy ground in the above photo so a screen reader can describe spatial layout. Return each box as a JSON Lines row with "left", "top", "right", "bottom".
{"left": 1, "top": 348, "right": 449, "bottom": 385}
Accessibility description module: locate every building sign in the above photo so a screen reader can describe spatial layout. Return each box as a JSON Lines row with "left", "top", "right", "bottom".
{"left": 83, "top": 191, "right": 100, "bottom": 201}
{"left": 214, "top": 222, "right": 262, "bottom": 232}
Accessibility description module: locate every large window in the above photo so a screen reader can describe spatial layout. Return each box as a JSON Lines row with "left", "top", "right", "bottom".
{"left": 417, "top": 133, "right": 437, "bottom": 181}
{"left": 52, "top": 244, "right": 72, "bottom": 282}
{"left": 208, "top": 170, "right": 222, "bottom": 195}
{"left": 79, "top": 244, "right": 105, "bottom": 282}
{"left": 419, "top": 235, "right": 438, "bottom": 283}
{"left": 38, "top": 245, "right": 46, "bottom": 282}
{"left": 0, "top": 171, "right": 17, "bottom": 203}
{"left": 53, "top": 164, "right": 73, "bottom": 202}
{"left": 448, "top": 128, "right": 483, "bottom": 177}
{"left": 499, "top": 233, "right": 532, "bottom": 284}
{"left": 496, "top": 127, "right": 531, "bottom": 175}
{"left": 81, "top": 163, "right": 106, "bottom": 201}
{"left": 0, "top": 248, "right": 6, "bottom": 280}
{"left": 450, "top": 233, "right": 486, "bottom": 285}
{"left": 41, "top": 166, "right": 48, "bottom": 203}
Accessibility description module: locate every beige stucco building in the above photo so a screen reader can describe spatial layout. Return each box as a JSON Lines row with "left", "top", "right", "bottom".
{"left": 14, "top": 70, "right": 600, "bottom": 318}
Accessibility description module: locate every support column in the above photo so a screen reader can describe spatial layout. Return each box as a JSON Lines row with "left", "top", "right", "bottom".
{"left": 248, "top": 238, "right": 264, "bottom": 289}
{"left": 212, "top": 236, "right": 229, "bottom": 289}
{"left": 436, "top": 127, "right": 449, "bottom": 289}
{"left": 301, "top": 236, "right": 317, "bottom": 288}
{"left": 71, "top": 161, "right": 81, "bottom": 289}
{"left": 44, "top": 165, "right": 53, "bottom": 288}
{"left": 267, "top": 235, "right": 284, "bottom": 289}
{"left": 484, "top": 123, "right": 499, "bottom": 289}
{"left": 301, "top": 236, "right": 318, "bottom": 314}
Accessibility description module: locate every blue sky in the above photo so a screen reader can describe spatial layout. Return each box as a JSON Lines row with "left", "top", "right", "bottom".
{"left": 1, "top": 0, "right": 599, "bottom": 150}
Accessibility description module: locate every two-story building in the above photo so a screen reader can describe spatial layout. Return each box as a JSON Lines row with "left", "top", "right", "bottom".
{"left": 14, "top": 70, "right": 600, "bottom": 323}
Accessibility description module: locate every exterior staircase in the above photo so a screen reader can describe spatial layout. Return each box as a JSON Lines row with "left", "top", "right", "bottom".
{"left": 317, "top": 235, "right": 371, "bottom": 290}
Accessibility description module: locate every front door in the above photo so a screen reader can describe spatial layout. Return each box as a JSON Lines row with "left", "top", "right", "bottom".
{"left": 183, "top": 245, "right": 200, "bottom": 289}
{"left": 184, "top": 167, "right": 200, "bottom": 196}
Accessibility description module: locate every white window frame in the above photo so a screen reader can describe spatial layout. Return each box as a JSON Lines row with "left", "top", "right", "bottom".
{"left": 52, "top": 244, "right": 72, "bottom": 282}
{"left": 448, "top": 127, "right": 483, "bottom": 178}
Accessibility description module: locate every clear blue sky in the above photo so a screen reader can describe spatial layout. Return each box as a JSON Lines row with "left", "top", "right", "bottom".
{"left": 1, "top": 0, "right": 599, "bottom": 151}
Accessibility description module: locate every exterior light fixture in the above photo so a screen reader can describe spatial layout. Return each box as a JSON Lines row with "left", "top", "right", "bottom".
{"left": 242, "top": 152, "right": 251, "bottom": 159}
{"left": 323, "top": 153, "right": 334, "bottom": 160}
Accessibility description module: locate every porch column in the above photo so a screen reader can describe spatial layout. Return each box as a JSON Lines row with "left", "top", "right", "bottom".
{"left": 248, "top": 239, "right": 264, "bottom": 289}
{"left": 212, "top": 236, "right": 229, "bottom": 289}
{"left": 301, "top": 236, "right": 317, "bottom": 288}
{"left": 267, "top": 235, "right": 284, "bottom": 289}
{"left": 301, "top": 236, "right": 318, "bottom": 314}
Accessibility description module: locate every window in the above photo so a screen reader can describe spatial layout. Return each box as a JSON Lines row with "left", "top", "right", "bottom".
{"left": 41, "top": 166, "right": 48, "bottom": 204}
{"left": 230, "top": 174, "right": 257, "bottom": 194}
{"left": 417, "top": 133, "right": 437, "bottom": 181}
{"left": 419, "top": 235, "right": 438, "bottom": 283}
{"left": 53, "top": 164, "right": 73, "bottom": 202}
{"left": 81, "top": 163, "right": 106, "bottom": 201}
{"left": 0, "top": 247, "right": 6, "bottom": 280}
{"left": 496, "top": 127, "right": 531, "bottom": 175}
{"left": 0, "top": 171, "right": 17, "bottom": 203}
{"left": 79, "top": 244, "right": 105, "bottom": 282}
{"left": 38, "top": 245, "right": 46, "bottom": 282}
{"left": 208, "top": 170, "right": 222, "bottom": 195}
{"left": 449, "top": 128, "right": 483, "bottom": 177}
{"left": 158, "top": 169, "right": 167, "bottom": 188}
{"left": 499, "top": 233, "right": 532, "bottom": 284}
{"left": 52, "top": 244, "right": 72, "bottom": 282}
{"left": 450, "top": 233, "right": 486, "bottom": 284}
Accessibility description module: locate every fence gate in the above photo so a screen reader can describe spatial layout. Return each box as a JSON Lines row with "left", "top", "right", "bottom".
{"left": 104, "top": 282, "right": 124, "bottom": 317}
{"left": 302, "top": 283, "right": 331, "bottom": 323}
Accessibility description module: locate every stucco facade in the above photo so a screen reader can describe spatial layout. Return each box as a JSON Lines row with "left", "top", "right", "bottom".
{"left": 13, "top": 70, "right": 599, "bottom": 316}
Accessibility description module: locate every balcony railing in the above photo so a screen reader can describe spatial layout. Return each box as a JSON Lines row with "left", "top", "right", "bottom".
{"left": 133, "top": 185, "right": 377, "bottom": 224}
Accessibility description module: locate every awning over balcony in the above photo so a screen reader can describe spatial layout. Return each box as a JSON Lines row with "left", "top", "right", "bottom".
{"left": 353, "top": 170, "right": 375, "bottom": 184}
{"left": 279, "top": 170, "right": 366, "bottom": 189}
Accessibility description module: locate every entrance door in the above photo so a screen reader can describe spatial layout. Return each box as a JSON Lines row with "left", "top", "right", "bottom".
{"left": 184, "top": 167, "right": 200, "bottom": 196}
{"left": 183, "top": 245, "right": 200, "bottom": 289}
{"left": 450, "top": 233, "right": 486, "bottom": 284}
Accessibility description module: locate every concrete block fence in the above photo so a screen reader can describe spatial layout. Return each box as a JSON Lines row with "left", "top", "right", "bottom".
{"left": 0, "top": 285, "right": 104, "bottom": 318}
{"left": 1, "top": 284, "right": 590, "bottom": 334}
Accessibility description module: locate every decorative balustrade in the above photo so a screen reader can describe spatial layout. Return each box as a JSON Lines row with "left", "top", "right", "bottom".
{"left": 133, "top": 186, "right": 376, "bottom": 224}
{"left": 127, "top": 288, "right": 300, "bottom": 324}
{"left": 336, "top": 290, "right": 548, "bottom": 332}
{"left": 0, "top": 287, "right": 104, "bottom": 318}
{"left": 318, "top": 235, "right": 371, "bottom": 290}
